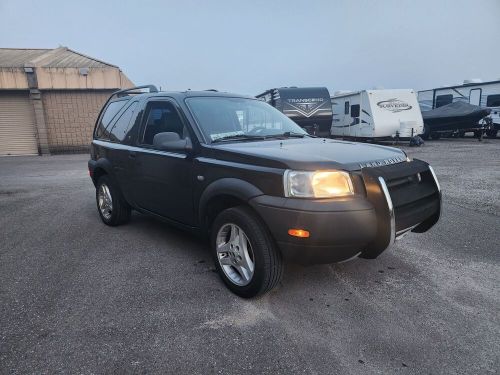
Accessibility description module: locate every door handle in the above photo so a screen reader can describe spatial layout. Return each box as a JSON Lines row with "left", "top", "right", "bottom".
{"left": 128, "top": 151, "right": 137, "bottom": 159}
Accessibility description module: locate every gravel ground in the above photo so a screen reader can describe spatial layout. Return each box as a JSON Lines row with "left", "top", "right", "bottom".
{"left": 0, "top": 138, "right": 499, "bottom": 374}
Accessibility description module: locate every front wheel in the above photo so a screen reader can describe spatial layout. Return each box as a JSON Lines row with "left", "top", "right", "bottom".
{"left": 96, "top": 175, "right": 131, "bottom": 226}
{"left": 486, "top": 129, "right": 498, "bottom": 138}
{"left": 211, "top": 206, "right": 283, "bottom": 298}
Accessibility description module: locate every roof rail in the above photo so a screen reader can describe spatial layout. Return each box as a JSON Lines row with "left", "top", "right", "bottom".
{"left": 111, "top": 84, "right": 158, "bottom": 99}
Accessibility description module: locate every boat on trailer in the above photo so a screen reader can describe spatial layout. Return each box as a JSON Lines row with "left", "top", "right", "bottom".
{"left": 418, "top": 79, "right": 500, "bottom": 138}
{"left": 420, "top": 101, "right": 491, "bottom": 139}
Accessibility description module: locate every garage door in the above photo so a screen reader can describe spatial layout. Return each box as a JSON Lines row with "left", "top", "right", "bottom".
{"left": 0, "top": 92, "right": 38, "bottom": 156}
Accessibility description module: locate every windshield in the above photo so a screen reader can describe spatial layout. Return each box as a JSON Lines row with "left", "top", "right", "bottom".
{"left": 185, "top": 97, "right": 307, "bottom": 142}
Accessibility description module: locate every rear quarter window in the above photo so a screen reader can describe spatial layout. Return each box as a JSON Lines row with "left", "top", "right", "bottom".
{"left": 108, "top": 102, "right": 138, "bottom": 143}
{"left": 95, "top": 100, "right": 129, "bottom": 139}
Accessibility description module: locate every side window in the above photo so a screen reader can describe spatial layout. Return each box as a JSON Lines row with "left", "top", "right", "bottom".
{"left": 344, "top": 101, "right": 350, "bottom": 114}
{"left": 435, "top": 94, "right": 453, "bottom": 108}
{"left": 95, "top": 100, "right": 128, "bottom": 139}
{"left": 109, "top": 102, "right": 138, "bottom": 142}
{"left": 141, "top": 101, "right": 187, "bottom": 146}
{"left": 486, "top": 94, "right": 500, "bottom": 107}
{"left": 351, "top": 104, "right": 360, "bottom": 117}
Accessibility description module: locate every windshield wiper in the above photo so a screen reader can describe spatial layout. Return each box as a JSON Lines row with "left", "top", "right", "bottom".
{"left": 211, "top": 134, "right": 266, "bottom": 143}
{"left": 264, "top": 131, "right": 308, "bottom": 139}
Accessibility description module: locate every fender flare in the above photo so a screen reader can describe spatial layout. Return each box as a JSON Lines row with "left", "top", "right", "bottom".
{"left": 89, "top": 158, "right": 114, "bottom": 185}
{"left": 198, "top": 178, "right": 263, "bottom": 224}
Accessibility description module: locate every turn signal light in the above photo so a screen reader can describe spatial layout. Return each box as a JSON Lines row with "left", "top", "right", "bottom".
{"left": 288, "top": 229, "right": 310, "bottom": 238}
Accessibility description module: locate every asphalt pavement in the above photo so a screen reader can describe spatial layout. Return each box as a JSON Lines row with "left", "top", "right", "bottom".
{"left": 0, "top": 138, "right": 499, "bottom": 374}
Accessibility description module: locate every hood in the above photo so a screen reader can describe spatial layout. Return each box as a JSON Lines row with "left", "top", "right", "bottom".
{"left": 209, "top": 137, "right": 407, "bottom": 171}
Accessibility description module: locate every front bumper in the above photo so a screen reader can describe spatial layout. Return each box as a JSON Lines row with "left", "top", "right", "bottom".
{"left": 250, "top": 159, "right": 441, "bottom": 265}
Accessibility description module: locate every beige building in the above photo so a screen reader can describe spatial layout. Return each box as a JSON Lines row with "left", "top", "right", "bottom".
{"left": 0, "top": 47, "right": 133, "bottom": 155}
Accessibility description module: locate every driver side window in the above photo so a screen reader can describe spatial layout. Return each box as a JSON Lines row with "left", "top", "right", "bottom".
{"left": 141, "top": 101, "right": 188, "bottom": 146}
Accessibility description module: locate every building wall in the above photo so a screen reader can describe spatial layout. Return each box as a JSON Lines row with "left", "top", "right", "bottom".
{"left": 0, "top": 67, "right": 133, "bottom": 90}
{"left": 0, "top": 68, "right": 29, "bottom": 89}
{"left": 36, "top": 67, "right": 133, "bottom": 90}
{"left": 42, "top": 90, "right": 113, "bottom": 153}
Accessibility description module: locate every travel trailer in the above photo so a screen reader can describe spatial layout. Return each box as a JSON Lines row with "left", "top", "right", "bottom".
{"left": 418, "top": 79, "right": 500, "bottom": 137}
{"left": 256, "top": 87, "right": 333, "bottom": 138}
{"left": 330, "top": 89, "right": 424, "bottom": 140}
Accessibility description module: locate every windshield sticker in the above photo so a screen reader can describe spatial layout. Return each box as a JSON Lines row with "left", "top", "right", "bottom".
{"left": 210, "top": 131, "right": 245, "bottom": 141}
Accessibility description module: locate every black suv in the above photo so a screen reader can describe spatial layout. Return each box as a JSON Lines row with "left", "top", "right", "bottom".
{"left": 88, "top": 85, "right": 441, "bottom": 298}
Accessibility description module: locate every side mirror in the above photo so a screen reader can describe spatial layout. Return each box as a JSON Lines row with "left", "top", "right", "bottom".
{"left": 153, "top": 132, "right": 192, "bottom": 153}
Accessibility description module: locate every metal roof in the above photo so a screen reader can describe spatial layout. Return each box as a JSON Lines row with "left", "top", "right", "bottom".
{"left": 0, "top": 47, "right": 117, "bottom": 68}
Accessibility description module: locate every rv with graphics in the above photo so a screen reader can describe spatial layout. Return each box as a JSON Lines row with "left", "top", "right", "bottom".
{"left": 418, "top": 79, "right": 500, "bottom": 138}
{"left": 330, "top": 89, "right": 424, "bottom": 140}
{"left": 256, "top": 87, "right": 333, "bottom": 138}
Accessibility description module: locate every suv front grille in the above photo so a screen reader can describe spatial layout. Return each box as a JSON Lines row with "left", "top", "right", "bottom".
{"left": 363, "top": 160, "right": 440, "bottom": 232}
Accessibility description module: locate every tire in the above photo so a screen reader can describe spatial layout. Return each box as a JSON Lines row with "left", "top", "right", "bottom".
{"left": 421, "top": 125, "right": 430, "bottom": 140}
{"left": 430, "top": 132, "right": 441, "bottom": 140}
{"left": 95, "top": 175, "right": 131, "bottom": 226}
{"left": 458, "top": 131, "right": 465, "bottom": 138}
{"left": 211, "top": 206, "right": 283, "bottom": 298}
{"left": 486, "top": 129, "right": 498, "bottom": 138}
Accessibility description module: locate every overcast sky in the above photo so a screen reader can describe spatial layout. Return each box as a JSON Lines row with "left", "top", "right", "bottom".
{"left": 1, "top": 0, "right": 499, "bottom": 95}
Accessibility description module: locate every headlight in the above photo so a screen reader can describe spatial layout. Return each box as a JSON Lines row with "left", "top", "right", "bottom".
{"left": 284, "top": 170, "right": 354, "bottom": 198}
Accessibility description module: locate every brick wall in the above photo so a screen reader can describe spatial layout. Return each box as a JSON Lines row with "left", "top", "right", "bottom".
{"left": 42, "top": 90, "right": 114, "bottom": 153}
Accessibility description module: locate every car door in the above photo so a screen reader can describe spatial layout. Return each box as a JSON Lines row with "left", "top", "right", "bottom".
{"left": 129, "top": 98, "right": 195, "bottom": 225}
{"left": 106, "top": 100, "right": 139, "bottom": 199}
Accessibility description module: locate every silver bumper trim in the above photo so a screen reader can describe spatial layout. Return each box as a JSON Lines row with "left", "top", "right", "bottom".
{"left": 378, "top": 176, "right": 395, "bottom": 247}
{"left": 396, "top": 224, "right": 419, "bottom": 239}
{"left": 428, "top": 165, "right": 442, "bottom": 221}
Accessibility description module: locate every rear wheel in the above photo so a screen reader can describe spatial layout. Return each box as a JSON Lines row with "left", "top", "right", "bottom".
{"left": 211, "top": 206, "right": 283, "bottom": 298}
{"left": 96, "top": 175, "right": 131, "bottom": 226}
{"left": 421, "top": 125, "right": 430, "bottom": 140}
{"left": 430, "top": 132, "right": 441, "bottom": 140}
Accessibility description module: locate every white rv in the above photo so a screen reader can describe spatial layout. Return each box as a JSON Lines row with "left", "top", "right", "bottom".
{"left": 330, "top": 89, "right": 424, "bottom": 140}
{"left": 418, "top": 79, "right": 500, "bottom": 137}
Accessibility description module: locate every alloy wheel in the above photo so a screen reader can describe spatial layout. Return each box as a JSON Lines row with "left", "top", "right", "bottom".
{"left": 216, "top": 223, "right": 255, "bottom": 286}
{"left": 98, "top": 183, "right": 113, "bottom": 220}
